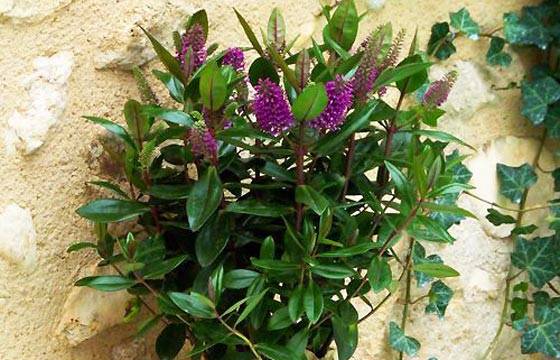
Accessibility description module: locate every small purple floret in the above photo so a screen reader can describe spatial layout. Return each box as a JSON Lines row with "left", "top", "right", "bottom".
{"left": 222, "top": 47, "right": 245, "bottom": 71}
{"left": 310, "top": 76, "right": 353, "bottom": 132}
{"left": 252, "top": 78, "right": 294, "bottom": 135}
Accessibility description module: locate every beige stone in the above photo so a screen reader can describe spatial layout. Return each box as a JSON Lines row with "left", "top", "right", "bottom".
{"left": 0, "top": 203, "right": 37, "bottom": 269}
{"left": 0, "top": 0, "right": 72, "bottom": 23}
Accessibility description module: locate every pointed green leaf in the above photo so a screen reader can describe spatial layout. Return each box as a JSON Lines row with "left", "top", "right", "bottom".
{"left": 413, "top": 262, "right": 460, "bottom": 278}
{"left": 296, "top": 185, "right": 329, "bottom": 215}
{"left": 486, "top": 208, "right": 516, "bottom": 226}
{"left": 142, "top": 255, "right": 189, "bottom": 280}
{"left": 199, "top": 62, "right": 227, "bottom": 111}
{"left": 224, "top": 269, "right": 260, "bottom": 289}
{"left": 140, "top": 26, "right": 185, "bottom": 83}
{"left": 368, "top": 257, "right": 392, "bottom": 293}
{"left": 304, "top": 282, "right": 324, "bottom": 323}
{"left": 187, "top": 166, "right": 223, "bottom": 231}
{"left": 168, "top": 291, "right": 216, "bottom": 319}
{"left": 75, "top": 275, "right": 135, "bottom": 292}
{"left": 427, "top": 22, "right": 456, "bottom": 60}
{"left": 328, "top": 0, "right": 358, "bottom": 50}
{"left": 256, "top": 343, "right": 298, "bottom": 360}
{"left": 84, "top": 116, "right": 136, "bottom": 149}
{"left": 226, "top": 199, "right": 293, "bottom": 217}
{"left": 292, "top": 83, "right": 328, "bottom": 122}
{"left": 77, "top": 199, "right": 150, "bottom": 223}
{"left": 195, "top": 213, "right": 231, "bottom": 267}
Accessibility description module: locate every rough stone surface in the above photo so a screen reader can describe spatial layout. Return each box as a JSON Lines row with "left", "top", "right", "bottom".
{"left": 0, "top": 203, "right": 37, "bottom": 269}
{"left": 0, "top": 0, "right": 549, "bottom": 359}
{"left": 4, "top": 51, "right": 73, "bottom": 154}
{"left": 57, "top": 264, "right": 133, "bottom": 346}
{"left": 93, "top": 0, "right": 195, "bottom": 70}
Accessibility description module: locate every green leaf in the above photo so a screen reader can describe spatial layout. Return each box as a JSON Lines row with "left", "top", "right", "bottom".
{"left": 504, "top": 6, "right": 552, "bottom": 49}
{"left": 405, "top": 129, "right": 475, "bottom": 150}
{"left": 384, "top": 161, "right": 409, "bottom": 196}
{"left": 304, "top": 282, "right": 324, "bottom": 323}
{"left": 148, "top": 184, "right": 191, "bottom": 200}
{"left": 421, "top": 202, "right": 476, "bottom": 220}
{"left": 389, "top": 321, "right": 421, "bottom": 356}
{"left": 267, "top": 8, "right": 286, "bottom": 51}
{"left": 76, "top": 199, "right": 150, "bottom": 223}
{"left": 318, "top": 242, "right": 376, "bottom": 257}
{"left": 544, "top": 103, "right": 560, "bottom": 138}
{"left": 511, "top": 236, "right": 558, "bottom": 288}
{"left": 520, "top": 292, "right": 560, "bottom": 357}
{"left": 195, "top": 213, "right": 231, "bottom": 267}
{"left": 187, "top": 166, "right": 223, "bottom": 231}
{"left": 140, "top": 26, "right": 185, "bottom": 83}
{"left": 413, "top": 263, "right": 460, "bottom": 278}
{"left": 450, "top": 8, "right": 480, "bottom": 39}
{"left": 141, "top": 105, "right": 194, "bottom": 127}
{"left": 75, "top": 275, "right": 135, "bottom": 292}
{"left": 260, "top": 236, "right": 275, "bottom": 259}
{"left": 412, "top": 243, "right": 443, "bottom": 287}
{"left": 156, "top": 324, "right": 186, "bottom": 360}
{"left": 496, "top": 163, "right": 538, "bottom": 204}
{"left": 295, "top": 185, "right": 329, "bottom": 215}
{"left": 248, "top": 57, "right": 280, "bottom": 86}
{"left": 309, "top": 263, "right": 355, "bottom": 279}
{"left": 332, "top": 302, "right": 358, "bottom": 360}
{"left": 368, "top": 257, "right": 392, "bottom": 293}
{"left": 84, "top": 116, "right": 136, "bottom": 149}
{"left": 66, "top": 242, "right": 97, "bottom": 253}
{"left": 267, "top": 306, "right": 292, "bottom": 331}
{"left": 292, "top": 83, "right": 328, "bottom": 122}
{"left": 224, "top": 269, "right": 260, "bottom": 289}
{"left": 251, "top": 259, "right": 300, "bottom": 272}
{"left": 134, "top": 236, "right": 165, "bottom": 263}
{"left": 152, "top": 70, "right": 184, "bottom": 103}
{"left": 168, "top": 291, "right": 216, "bottom": 318}
{"left": 199, "top": 62, "right": 227, "bottom": 111}
{"left": 142, "top": 255, "right": 188, "bottom": 280}
{"left": 234, "top": 8, "right": 266, "bottom": 58}
{"left": 521, "top": 77, "right": 560, "bottom": 125}
{"left": 256, "top": 343, "right": 298, "bottom": 360}
{"left": 425, "top": 280, "right": 454, "bottom": 318}
{"left": 236, "top": 288, "right": 269, "bottom": 325}
{"left": 186, "top": 9, "right": 209, "bottom": 38}
{"left": 427, "top": 22, "right": 456, "bottom": 60}
{"left": 396, "top": 55, "right": 429, "bottom": 94}
{"left": 373, "top": 62, "right": 432, "bottom": 92}
{"left": 288, "top": 285, "right": 305, "bottom": 322}
{"left": 486, "top": 37, "right": 512, "bottom": 67}
{"left": 408, "top": 216, "right": 455, "bottom": 243}
{"left": 328, "top": 0, "right": 358, "bottom": 50}
{"left": 226, "top": 199, "right": 293, "bottom": 217}
{"left": 486, "top": 208, "right": 516, "bottom": 226}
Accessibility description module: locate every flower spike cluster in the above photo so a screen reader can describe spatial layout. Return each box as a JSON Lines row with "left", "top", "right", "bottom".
{"left": 188, "top": 111, "right": 218, "bottom": 163}
{"left": 178, "top": 24, "right": 207, "bottom": 75}
{"left": 310, "top": 76, "right": 353, "bottom": 132}
{"left": 423, "top": 71, "right": 458, "bottom": 107}
{"left": 252, "top": 78, "right": 294, "bottom": 135}
{"left": 352, "top": 29, "right": 386, "bottom": 103}
{"left": 222, "top": 47, "right": 245, "bottom": 72}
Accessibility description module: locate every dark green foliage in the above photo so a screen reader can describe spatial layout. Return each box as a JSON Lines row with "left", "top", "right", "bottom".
{"left": 72, "top": 3, "right": 474, "bottom": 359}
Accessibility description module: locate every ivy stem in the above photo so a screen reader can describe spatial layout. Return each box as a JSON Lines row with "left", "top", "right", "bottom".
{"left": 481, "top": 129, "right": 547, "bottom": 360}
{"left": 398, "top": 237, "right": 415, "bottom": 360}
{"left": 216, "top": 315, "right": 262, "bottom": 359}
{"left": 463, "top": 191, "right": 557, "bottom": 214}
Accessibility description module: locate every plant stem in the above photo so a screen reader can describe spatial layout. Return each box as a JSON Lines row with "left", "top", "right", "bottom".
{"left": 399, "top": 266, "right": 412, "bottom": 360}
{"left": 464, "top": 191, "right": 556, "bottom": 214}
{"left": 216, "top": 315, "right": 262, "bottom": 359}
{"left": 341, "top": 134, "right": 357, "bottom": 201}
{"left": 295, "top": 124, "right": 307, "bottom": 231}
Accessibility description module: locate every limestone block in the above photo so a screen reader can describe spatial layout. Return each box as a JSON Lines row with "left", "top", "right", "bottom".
{"left": 466, "top": 136, "right": 556, "bottom": 239}
{"left": 0, "top": 203, "right": 37, "bottom": 269}
{"left": 57, "top": 264, "right": 132, "bottom": 346}
{"left": 4, "top": 51, "right": 73, "bottom": 154}
{"left": 0, "top": 0, "right": 72, "bottom": 24}
{"left": 365, "top": 0, "right": 386, "bottom": 10}
{"left": 430, "top": 60, "right": 496, "bottom": 120}
{"left": 93, "top": 0, "right": 195, "bottom": 70}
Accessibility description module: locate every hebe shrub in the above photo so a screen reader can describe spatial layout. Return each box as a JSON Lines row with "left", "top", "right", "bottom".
{"left": 71, "top": 2, "right": 472, "bottom": 358}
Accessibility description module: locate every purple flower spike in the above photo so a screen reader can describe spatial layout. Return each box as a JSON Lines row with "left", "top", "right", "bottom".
{"left": 310, "top": 76, "right": 353, "bottom": 132}
{"left": 178, "top": 24, "right": 207, "bottom": 72}
{"left": 222, "top": 47, "right": 245, "bottom": 71}
{"left": 253, "top": 78, "right": 294, "bottom": 135}
{"left": 423, "top": 71, "right": 458, "bottom": 107}
{"left": 189, "top": 113, "right": 218, "bottom": 163}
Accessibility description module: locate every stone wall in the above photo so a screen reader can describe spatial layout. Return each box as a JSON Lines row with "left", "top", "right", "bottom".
{"left": 0, "top": 0, "right": 548, "bottom": 359}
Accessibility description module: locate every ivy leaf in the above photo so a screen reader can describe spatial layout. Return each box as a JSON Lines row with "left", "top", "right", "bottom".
{"left": 486, "top": 37, "right": 512, "bottom": 67}
{"left": 511, "top": 236, "right": 559, "bottom": 288}
{"left": 486, "top": 208, "right": 516, "bottom": 226}
{"left": 425, "top": 280, "right": 454, "bottom": 318}
{"left": 549, "top": 200, "right": 560, "bottom": 231}
{"left": 544, "top": 103, "right": 560, "bottom": 138}
{"left": 412, "top": 243, "right": 444, "bottom": 287}
{"left": 388, "top": 321, "right": 421, "bottom": 356}
{"left": 504, "top": 6, "right": 552, "bottom": 50}
{"left": 450, "top": 8, "right": 480, "bottom": 40}
{"left": 520, "top": 292, "right": 560, "bottom": 357}
{"left": 427, "top": 22, "right": 456, "bottom": 60}
{"left": 496, "top": 163, "right": 538, "bottom": 204}
{"left": 521, "top": 77, "right": 560, "bottom": 125}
